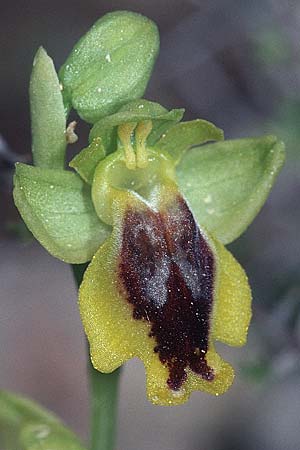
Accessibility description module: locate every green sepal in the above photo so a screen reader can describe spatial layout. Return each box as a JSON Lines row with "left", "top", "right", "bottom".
{"left": 176, "top": 135, "right": 285, "bottom": 244}
{"left": 29, "top": 47, "right": 66, "bottom": 169}
{"left": 154, "top": 119, "right": 224, "bottom": 164}
{"left": 0, "top": 390, "right": 87, "bottom": 450}
{"left": 69, "top": 137, "right": 106, "bottom": 184}
{"left": 59, "top": 11, "right": 159, "bottom": 124}
{"left": 89, "top": 99, "right": 184, "bottom": 155}
{"left": 13, "top": 163, "right": 110, "bottom": 263}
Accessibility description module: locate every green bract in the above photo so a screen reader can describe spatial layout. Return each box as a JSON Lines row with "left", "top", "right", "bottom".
{"left": 0, "top": 390, "right": 87, "bottom": 450}
{"left": 59, "top": 11, "right": 159, "bottom": 123}
{"left": 13, "top": 163, "right": 110, "bottom": 263}
{"left": 176, "top": 135, "right": 285, "bottom": 244}
{"left": 30, "top": 47, "right": 66, "bottom": 169}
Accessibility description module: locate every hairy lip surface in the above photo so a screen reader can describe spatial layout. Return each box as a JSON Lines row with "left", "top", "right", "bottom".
{"left": 119, "top": 196, "right": 215, "bottom": 390}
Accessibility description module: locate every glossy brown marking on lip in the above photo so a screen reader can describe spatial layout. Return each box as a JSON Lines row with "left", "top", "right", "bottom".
{"left": 119, "top": 196, "right": 215, "bottom": 390}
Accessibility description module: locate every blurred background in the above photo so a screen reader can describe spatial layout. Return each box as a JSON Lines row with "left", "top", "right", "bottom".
{"left": 1, "top": 1, "right": 300, "bottom": 449}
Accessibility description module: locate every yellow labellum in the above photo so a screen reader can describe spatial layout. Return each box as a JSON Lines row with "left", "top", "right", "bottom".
{"left": 80, "top": 149, "right": 251, "bottom": 405}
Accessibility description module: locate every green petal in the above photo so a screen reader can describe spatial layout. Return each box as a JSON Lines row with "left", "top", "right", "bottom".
{"left": 89, "top": 98, "right": 184, "bottom": 154}
{"left": 176, "top": 135, "right": 285, "bottom": 244}
{"left": 0, "top": 390, "right": 87, "bottom": 450}
{"left": 29, "top": 47, "right": 66, "bottom": 169}
{"left": 69, "top": 137, "right": 106, "bottom": 184}
{"left": 154, "top": 119, "right": 224, "bottom": 164}
{"left": 147, "top": 113, "right": 185, "bottom": 147}
{"left": 59, "top": 11, "right": 159, "bottom": 123}
{"left": 13, "top": 163, "right": 110, "bottom": 263}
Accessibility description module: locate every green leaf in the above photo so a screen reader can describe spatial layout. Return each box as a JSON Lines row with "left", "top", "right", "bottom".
{"left": 69, "top": 137, "right": 106, "bottom": 184}
{"left": 59, "top": 11, "right": 159, "bottom": 123}
{"left": 89, "top": 98, "right": 184, "bottom": 154}
{"left": 176, "top": 135, "right": 285, "bottom": 244}
{"left": 30, "top": 47, "right": 66, "bottom": 169}
{"left": 154, "top": 119, "right": 224, "bottom": 164}
{"left": 13, "top": 163, "right": 110, "bottom": 263}
{"left": 0, "top": 390, "right": 87, "bottom": 450}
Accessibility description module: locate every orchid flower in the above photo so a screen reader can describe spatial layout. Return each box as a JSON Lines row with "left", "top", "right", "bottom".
{"left": 13, "top": 11, "right": 285, "bottom": 406}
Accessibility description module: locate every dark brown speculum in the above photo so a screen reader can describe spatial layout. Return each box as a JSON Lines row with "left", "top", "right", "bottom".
{"left": 119, "top": 196, "right": 215, "bottom": 390}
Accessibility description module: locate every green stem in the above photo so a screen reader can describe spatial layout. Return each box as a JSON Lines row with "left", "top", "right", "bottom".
{"left": 89, "top": 364, "right": 120, "bottom": 450}
{"left": 72, "top": 263, "right": 121, "bottom": 450}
